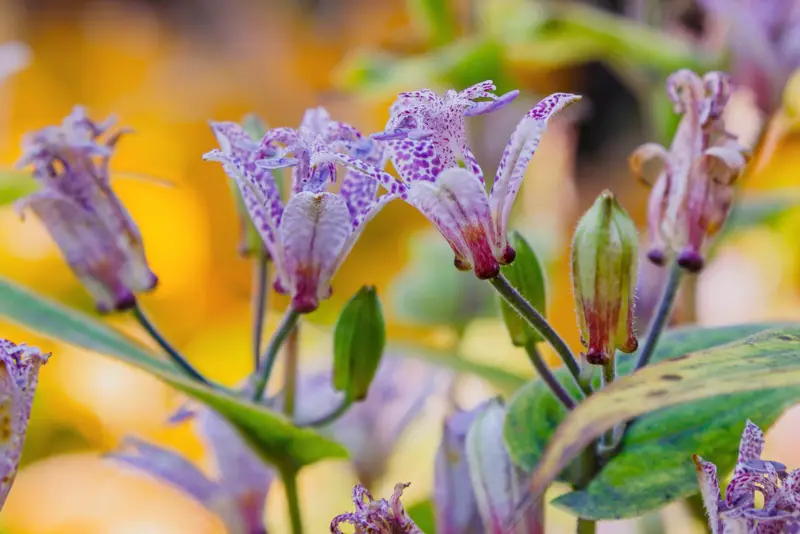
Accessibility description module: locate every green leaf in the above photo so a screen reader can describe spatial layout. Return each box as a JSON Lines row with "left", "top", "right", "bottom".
{"left": 390, "top": 230, "right": 495, "bottom": 332}
{"left": 0, "top": 170, "right": 35, "bottom": 206}
{"left": 523, "top": 326, "right": 800, "bottom": 520}
{"left": 407, "top": 0, "right": 456, "bottom": 46}
{"left": 504, "top": 323, "right": 781, "bottom": 474}
{"left": 0, "top": 277, "right": 347, "bottom": 470}
{"left": 406, "top": 499, "right": 437, "bottom": 533}
{"left": 499, "top": 232, "right": 547, "bottom": 346}
{"left": 333, "top": 286, "right": 386, "bottom": 401}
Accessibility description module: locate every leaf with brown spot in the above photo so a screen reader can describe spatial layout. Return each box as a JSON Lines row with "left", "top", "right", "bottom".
{"left": 520, "top": 327, "right": 800, "bottom": 520}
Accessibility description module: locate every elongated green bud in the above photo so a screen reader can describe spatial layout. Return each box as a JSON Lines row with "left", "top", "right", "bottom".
{"left": 572, "top": 190, "right": 639, "bottom": 365}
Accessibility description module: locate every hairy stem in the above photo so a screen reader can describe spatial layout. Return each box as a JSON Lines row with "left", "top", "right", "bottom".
{"left": 635, "top": 261, "right": 683, "bottom": 370}
{"left": 525, "top": 341, "right": 577, "bottom": 410}
{"left": 489, "top": 274, "right": 590, "bottom": 397}
{"left": 132, "top": 302, "right": 212, "bottom": 386}
{"left": 253, "top": 308, "right": 300, "bottom": 402}
{"left": 282, "top": 324, "right": 300, "bottom": 418}
{"left": 251, "top": 247, "right": 269, "bottom": 370}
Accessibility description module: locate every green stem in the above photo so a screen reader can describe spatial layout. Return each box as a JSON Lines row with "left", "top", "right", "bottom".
{"left": 600, "top": 356, "right": 617, "bottom": 447}
{"left": 524, "top": 341, "right": 577, "bottom": 410}
{"left": 489, "top": 274, "right": 591, "bottom": 397}
{"left": 577, "top": 518, "right": 597, "bottom": 534}
{"left": 132, "top": 302, "right": 212, "bottom": 387}
{"left": 280, "top": 467, "right": 304, "bottom": 534}
{"left": 635, "top": 262, "right": 683, "bottom": 370}
{"left": 253, "top": 308, "right": 300, "bottom": 402}
{"left": 251, "top": 247, "right": 269, "bottom": 370}
{"left": 298, "top": 397, "right": 352, "bottom": 427}
{"left": 282, "top": 324, "right": 300, "bottom": 418}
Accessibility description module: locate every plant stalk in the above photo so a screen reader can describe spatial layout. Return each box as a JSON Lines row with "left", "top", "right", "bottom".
{"left": 489, "top": 274, "right": 590, "bottom": 397}
{"left": 524, "top": 341, "right": 577, "bottom": 410}
{"left": 298, "top": 397, "right": 352, "bottom": 427}
{"left": 132, "top": 302, "right": 212, "bottom": 386}
{"left": 577, "top": 518, "right": 597, "bottom": 534}
{"left": 282, "top": 324, "right": 300, "bottom": 418}
{"left": 280, "top": 466, "right": 304, "bottom": 534}
{"left": 635, "top": 261, "right": 683, "bottom": 370}
{"left": 251, "top": 246, "right": 269, "bottom": 369}
{"left": 253, "top": 308, "right": 300, "bottom": 402}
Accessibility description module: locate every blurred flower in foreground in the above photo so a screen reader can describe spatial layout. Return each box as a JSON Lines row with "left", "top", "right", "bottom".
{"left": 694, "top": 420, "right": 800, "bottom": 532}
{"left": 330, "top": 482, "right": 422, "bottom": 534}
{"left": 205, "top": 108, "right": 403, "bottom": 313}
{"left": 630, "top": 70, "right": 749, "bottom": 273}
{"left": 0, "top": 339, "right": 49, "bottom": 510}
{"left": 465, "top": 399, "right": 540, "bottom": 534}
{"left": 700, "top": 0, "right": 800, "bottom": 114}
{"left": 321, "top": 81, "right": 579, "bottom": 279}
{"left": 572, "top": 190, "right": 639, "bottom": 366}
{"left": 433, "top": 408, "right": 483, "bottom": 534}
{"left": 15, "top": 106, "right": 158, "bottom": 312}
{"left": 293, "top": 357, "right": 448, "bottom": 489}
{"left": 0, "top": 42, "right": 30, "bottom": 83}
{"left": 110, "top": 408, "right": 274, "bottom": 534}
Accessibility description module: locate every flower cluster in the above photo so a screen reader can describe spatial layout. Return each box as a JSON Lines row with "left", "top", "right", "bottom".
{"left": 204, "top": 107, "right": 401, "bottom": 313}
{"left": 630, "top": 70, "right": 749, "bottom": 273}
{"left": 16, "top": 106, "right": 158, "bottom": 312}
{"left": 694, "top": 420, "right": 800, "bottom": 533}
{"left": 0, "top": 340, "right": 49, "bottom": 511}
{"left": 316, "top": 81, "right": 579, "bottom": 280}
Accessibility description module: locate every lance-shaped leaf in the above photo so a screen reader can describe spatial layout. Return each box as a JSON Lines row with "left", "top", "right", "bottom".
{"left": 0, "top": 277, "right": 347, "bottom": 471}
{"left": 498, "top": 231, "right": 547, "bottom": 346}
{"left": 516, "top": 327, "right": 800, "bottom": 523}
{"left": 333, "top": 286, "right": 386, "bottom": 401}
{"left": 504, "top": 322, "right": 800, "bottom": 517}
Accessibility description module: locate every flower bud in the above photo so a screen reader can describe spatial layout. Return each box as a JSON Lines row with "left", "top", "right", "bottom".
{"left": 333, "top": 286, "right": 386, "bottom": 402}
{"left": 571, "top": 190, "right": 639, "bottom": 366}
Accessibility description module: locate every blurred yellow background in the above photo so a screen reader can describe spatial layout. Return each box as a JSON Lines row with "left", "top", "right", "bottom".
{"left": 2, "top": 0, "right": 800, "bottom": 532}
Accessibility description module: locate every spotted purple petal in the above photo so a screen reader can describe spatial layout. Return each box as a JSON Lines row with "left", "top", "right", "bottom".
{"left": 464, "top": 90, "right": 520, "bottom": 117}
{"left": 489, "top": 93, "right": 581, "bottom": 250}
{"left": 0, "top": 340, "right": 48, "bottom": 511}
{"left": 693, "top": 454, "right": 723, "bottom": 534}
{"left": 16, "top": 191, "right": 139, "bottom": 312}
{"left": 407, "top": 167, "right": 499, "bottom": 279}
{"left": 279, "top": 191, "right": 353, "bottom": 313}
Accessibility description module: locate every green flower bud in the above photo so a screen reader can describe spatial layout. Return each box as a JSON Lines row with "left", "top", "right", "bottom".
{"left": 572, "top": 190, "right": 639, "bottom": 366}
{"left": 333, "top": 286, "right": 386, "bottom": 402}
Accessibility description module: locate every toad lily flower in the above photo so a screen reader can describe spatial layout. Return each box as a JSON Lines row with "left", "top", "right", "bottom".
{"left": 700, "top": 0, "right": 800, "bottom": 113}
{"left": 16, "top": 106, "right": 158, "bottom": 313}
{"left": 204, "top": 107, "right": 404, "bottom": 313}
{"left": 0, "top": 340, "right": 49, "bottom": 511}
{"left": 694, "top": 420, "right": 800, "bottom": 533}
{"left": 464, "top": 399, "right": 541, "bottom": 534}
{"left": 331, "top": 483, "right": 423, "bottom": 534}
{"left": 110, "top": 407, "right": 274, "bottom": 534}
{"left": 317, "top": 81, "right": 580, "bottom": 279}
{"left": 630, "top": 70, "right": 749, "bottom": 273}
